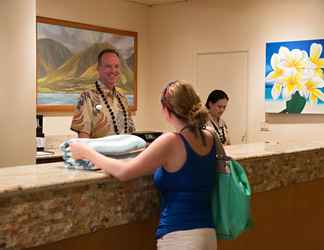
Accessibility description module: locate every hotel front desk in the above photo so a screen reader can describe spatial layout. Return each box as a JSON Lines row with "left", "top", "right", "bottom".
{"left": 1, "top": 141, "right": 324, "bottom": 250}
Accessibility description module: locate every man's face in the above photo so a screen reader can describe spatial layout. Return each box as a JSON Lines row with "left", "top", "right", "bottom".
{"left": 97, "top": 53, "right": 121, "bottom": 89}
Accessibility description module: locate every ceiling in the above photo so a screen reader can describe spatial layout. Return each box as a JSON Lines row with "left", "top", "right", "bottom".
{"left": 127, "top": 0, "right": 188, "bottom": 6}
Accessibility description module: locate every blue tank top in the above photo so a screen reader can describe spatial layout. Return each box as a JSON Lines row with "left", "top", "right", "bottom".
{"left": 153, "top": 133, "right": 217, "bottom": 239}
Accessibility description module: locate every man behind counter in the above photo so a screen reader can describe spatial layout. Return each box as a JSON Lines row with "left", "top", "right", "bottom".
{"left": 71, "top": 49, "right": 135, "bottom": 138}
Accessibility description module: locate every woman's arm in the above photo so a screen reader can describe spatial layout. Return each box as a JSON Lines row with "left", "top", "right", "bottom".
{"left": 70, "top": 132, "right": 176, "bottom": 181}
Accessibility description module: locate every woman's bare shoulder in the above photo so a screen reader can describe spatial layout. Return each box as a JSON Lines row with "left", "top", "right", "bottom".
{"left": 155, "top": 132, "right": 178, "bottom": 142}
{"left": 154, "top": 132, "right": 187, "bottom": 157}
{"left": 149, "top": 132, "right": 182, "bottom": 151}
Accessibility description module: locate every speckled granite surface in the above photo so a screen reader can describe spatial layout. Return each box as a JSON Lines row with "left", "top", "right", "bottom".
{"left": 238, "top": 148, "right": 324, "bottom": 192}
{"left": 0, "top": 164, "right": 158, "bottom": 250}
{"left": 225, "top": 141, "right": 324, "bottom": 192}
{"left": 1, "top": 141, "right": 324, "bottom": 249}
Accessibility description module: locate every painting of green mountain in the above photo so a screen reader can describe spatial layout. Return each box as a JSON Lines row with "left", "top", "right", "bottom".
{"left": 37, "top": 20, "right": 136, "bottom": 107}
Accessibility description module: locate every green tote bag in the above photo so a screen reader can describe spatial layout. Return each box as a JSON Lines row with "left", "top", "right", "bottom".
{"left": 211, "top": 132, "right": 253, "bottom": 240}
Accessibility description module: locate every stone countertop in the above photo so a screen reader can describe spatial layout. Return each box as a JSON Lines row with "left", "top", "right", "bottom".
{"left": 2, "top": 141, "right": 324, "bottom": 197}
{"left": 0, "top": 163, "right": 158, "bottom": 250}
{"left": 0, "top": 163, "right": 107, "bottom": 198}
{"left": 224, "top": 140, "right": 324, "bottom": 160}
{"left": 225, "top": 141, "right": 324, "bottom": 193}
{"left": 1, "top": 141, "right": 324, "bottom": 249}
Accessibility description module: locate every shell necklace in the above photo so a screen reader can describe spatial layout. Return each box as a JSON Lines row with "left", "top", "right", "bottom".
{"left": 95, "top": 82, "right": 128, "bottom": 134}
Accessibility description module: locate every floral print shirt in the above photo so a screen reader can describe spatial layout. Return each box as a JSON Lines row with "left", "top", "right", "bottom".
{"left": 71, "top": 81, "right": 135, "bottom": 138}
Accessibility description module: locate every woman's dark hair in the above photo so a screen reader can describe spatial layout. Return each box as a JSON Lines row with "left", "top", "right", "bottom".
{"left": 205, "top": 89, "right": 229, "bottom": 109}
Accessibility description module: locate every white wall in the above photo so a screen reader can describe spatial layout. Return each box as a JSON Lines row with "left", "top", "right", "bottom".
{"left": 37, "top": 0, "right": 152, "bottom": 135}
{"left": 3, "top": 0, "right": 323, "bottom": 167}
{"left": 148, "top": 0, "right": 324, "bottom": 143}
{"left": 0, "top": 0, "right": 36, "bottom": 167}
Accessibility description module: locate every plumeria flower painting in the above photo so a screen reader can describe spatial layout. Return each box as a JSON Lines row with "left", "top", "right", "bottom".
{"left": 265, "top": 39, "right": 324, "bottom": 114}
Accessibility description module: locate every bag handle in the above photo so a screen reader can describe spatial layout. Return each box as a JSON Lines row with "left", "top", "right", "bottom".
{"left": 206, "top": 128, "right": 230, "bottom": 159}
{"left": 207, "top": 128, "right": 231, "bottom": 173}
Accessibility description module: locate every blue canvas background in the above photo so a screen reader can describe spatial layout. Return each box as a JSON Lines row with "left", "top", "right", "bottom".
{"left": 265, "top": 39, "right": 324, "bottom": 104}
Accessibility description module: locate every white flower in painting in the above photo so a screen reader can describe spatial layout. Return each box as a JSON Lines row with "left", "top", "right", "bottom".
{"left": 266, "top": 53, "right": 284, "bottom": 82}
{"left": 300, "top": 73, "right": 324, "bottom": 104}
{"left": 266, "top": 43, "right": 324, "bottom": 104}
{"left": 278, "top": 46, "right": 308, "bottom": 72}
{"left": 309, "top": 43, "right": 324, "bottom": 78}
{"left": 266, "top": 53, "right": 286, "bottom": 100}
{"left": 281, "top": 70, "right": 304, "bottom": 100}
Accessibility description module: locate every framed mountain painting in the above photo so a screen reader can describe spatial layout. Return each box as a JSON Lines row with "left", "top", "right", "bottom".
{"left": 265, "top": 39, "right": 324, "bottom": 114}
{"left": 36, "top": 16, "right": 137, "bottom": 113}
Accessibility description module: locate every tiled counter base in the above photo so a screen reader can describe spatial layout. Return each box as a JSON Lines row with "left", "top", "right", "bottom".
{"left": 0, "top": 165, "right": 159, "bottom": 250}
{"left": 1, "top": 142, "right": 324, "bottom": 249}
{"left": 240, "top": 148, "right": 324, "bottom": 193}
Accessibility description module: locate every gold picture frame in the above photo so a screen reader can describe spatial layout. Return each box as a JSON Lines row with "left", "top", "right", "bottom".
{"left": 36, "top": 16, "right": 138, "bottom": 113}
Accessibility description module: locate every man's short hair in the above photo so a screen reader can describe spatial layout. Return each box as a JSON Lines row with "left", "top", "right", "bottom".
{"left": 97, "top": 49, "right": 120, "bottom": 65}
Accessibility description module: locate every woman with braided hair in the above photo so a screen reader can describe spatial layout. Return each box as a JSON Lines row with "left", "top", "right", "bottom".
{"left": 70, "top": 80, "right": 218, "bottom": 250}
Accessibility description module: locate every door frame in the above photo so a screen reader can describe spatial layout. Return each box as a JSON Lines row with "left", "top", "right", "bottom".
{"left": 193, "top": 50, "right": 250, "bottom": 143}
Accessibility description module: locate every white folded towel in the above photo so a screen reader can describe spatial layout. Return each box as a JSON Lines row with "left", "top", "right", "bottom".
{"left": 60, "top": 134, "right": 147, "bottom": 170}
